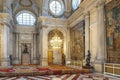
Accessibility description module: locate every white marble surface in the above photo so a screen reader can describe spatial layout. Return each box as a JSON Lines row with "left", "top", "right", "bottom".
{"left": 0, "top": 73, "right": 119, "bottom": 80}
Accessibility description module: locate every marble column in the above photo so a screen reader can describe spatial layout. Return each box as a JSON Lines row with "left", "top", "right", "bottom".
{"left": 0, "top": 13, "right": 14, "bottom": 67}
{"left": 41, "top": 27, "right": 48, "bottom": 66}
{"left": 95, "top": 1, "right": 105, "bottom": 73}
{"left": 33, "top": 34, "right": 37, "bottom": 64}
{"left": 0, "top": 24, "right": 10, "bottom": 66}
{"left": 84, "top": 12, "right": 90, "bottom": 57}
{"left": 39, "top": 27, "right": 42, "bottom": 65}
{"left": 31, "top": 35, "right": 34, "bottom": 64}
{"left": 66, "top": 27, "right": 71, "bottom": 65}
{"left": 13, "top": 33, "right": 19, "bottom": 64}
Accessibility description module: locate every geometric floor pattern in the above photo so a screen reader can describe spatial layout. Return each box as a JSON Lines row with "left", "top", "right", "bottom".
{"left": 0, "top": 74, "right": 119, "bottom": 80}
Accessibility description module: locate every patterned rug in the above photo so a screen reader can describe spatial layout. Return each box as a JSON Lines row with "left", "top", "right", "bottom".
{"left": 0, "top": 65, "right": 93, "bottom": 77}
{"left": 0, "top": 73, "right": 119, "bottom": 80}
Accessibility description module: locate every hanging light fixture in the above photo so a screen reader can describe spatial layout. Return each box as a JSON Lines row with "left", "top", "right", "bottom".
{"left": 50, "top": 0, "right": 62, "bottom": 50}
{"left": 50, "top": 29, "right": 62, "bottom": 49}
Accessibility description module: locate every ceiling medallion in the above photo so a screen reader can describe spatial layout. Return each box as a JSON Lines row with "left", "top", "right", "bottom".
{"left": 19, "top": 0, "right": 32, "bottom": 7}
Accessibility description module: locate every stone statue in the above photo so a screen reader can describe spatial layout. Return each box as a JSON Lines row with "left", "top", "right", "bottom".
{"left": 85, "top": 50, "right": 91, "bottom": 66}
{"left": 23, "top": 44, "right": 28, "bottom": 53}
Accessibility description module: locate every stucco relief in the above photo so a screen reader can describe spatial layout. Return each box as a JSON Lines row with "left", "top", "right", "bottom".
{"left": 20, "top": 34, "right": 33, "bottom": 41}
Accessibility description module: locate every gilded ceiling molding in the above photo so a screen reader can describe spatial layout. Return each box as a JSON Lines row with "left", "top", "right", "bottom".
{"left": 19, "top": 0, "right": 32, "bottom": 7}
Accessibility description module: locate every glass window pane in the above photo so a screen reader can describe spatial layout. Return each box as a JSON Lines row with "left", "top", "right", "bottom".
{"left": 72, "top": 0, "right": 81, "bottom": 10}
{"left": 49, "top": 0, "right": 62, "bottom": 16}
{"left": 17, "top": 11, "right": 36, "bottom": 25}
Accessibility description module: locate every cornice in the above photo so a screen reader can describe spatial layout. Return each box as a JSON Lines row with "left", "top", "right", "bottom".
{"left": 68, "top": 0, "right": 97, "bottom": 28}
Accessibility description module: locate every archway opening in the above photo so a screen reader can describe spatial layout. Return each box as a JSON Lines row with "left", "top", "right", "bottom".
{"left": 48, "top": 29, "right": 65, "bottom": 65}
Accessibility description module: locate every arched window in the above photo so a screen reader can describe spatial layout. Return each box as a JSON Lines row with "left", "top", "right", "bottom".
{"left": 72, "top": 0, "right": 81, "bottom": 10}
{"left": 49, "top": 0, "right": 64, "bottom": 16}
{"left": 16, "top": 11, "right": 36, "bottom": 26}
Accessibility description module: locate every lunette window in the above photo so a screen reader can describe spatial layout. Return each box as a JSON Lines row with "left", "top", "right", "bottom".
{"left": 16, "top": 11, "right": 36, "bottom": 25}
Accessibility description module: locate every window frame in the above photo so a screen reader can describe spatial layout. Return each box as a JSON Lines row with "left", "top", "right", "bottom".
{"left": 49, "top": 0, "right": 64, "bottom": 17}
{"left": 16, "top": 10, "right": 36, "bottom": 26}
{"left": 72, "top": 0, "right": 81, "bottom": 11}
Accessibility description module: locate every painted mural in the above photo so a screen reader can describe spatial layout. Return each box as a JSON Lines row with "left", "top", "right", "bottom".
{"left": 105, "top": 0, "right": 120, "bottom": 63}
{"left": 70, "top": 21, "right": 85, "bottom": 60}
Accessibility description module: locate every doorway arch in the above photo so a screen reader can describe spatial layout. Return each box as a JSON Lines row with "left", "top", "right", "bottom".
{"left": 48, "top": 29, "right": 64, "bottom": 65}
{"left": 42, "top": 27, "right": 68, "bottom": 66}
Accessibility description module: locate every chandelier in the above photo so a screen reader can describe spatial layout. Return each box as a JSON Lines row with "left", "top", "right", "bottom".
{"left": 50, "top": 30, "right": 62, "bottom": 49}
{"left": 50, "top": 0, "right": 62, "bottom": 50}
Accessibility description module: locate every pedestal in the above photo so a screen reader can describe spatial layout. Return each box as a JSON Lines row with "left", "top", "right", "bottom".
{"left": 83, "top": 66, "right": 94, "bottom": 69}
{"left": 1, "top": 58, "right": 10, "bottom": 67}
{"left": 22, "top": 53, "right": 30, "bottom": 65}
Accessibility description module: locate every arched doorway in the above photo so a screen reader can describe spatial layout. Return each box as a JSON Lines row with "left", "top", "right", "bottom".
{"left": 48, "top": 29, "right": 64, "bottom": 65}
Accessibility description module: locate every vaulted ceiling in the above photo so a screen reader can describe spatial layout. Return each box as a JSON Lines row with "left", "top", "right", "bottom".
{"left": 0, "top": 0, "right": 73, "bottom": 18}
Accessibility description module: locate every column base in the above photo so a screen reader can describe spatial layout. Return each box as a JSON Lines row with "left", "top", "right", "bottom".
{"left": 12, "top": 57, "right": 20, "bottom": 64}
{"left": 94, "top": 59, "right": 104, "bottom": 73}
{"left": 1, "top": 58, "right": 10, "bottom": 67}
{"left": 66, "top": 59, "right": 71, "bottom": 65}
{"left": 41, "top": 58, "right": 48, "bottom": 66}
{"left": 33, "top": 59, "right": 38, "bottom": 64}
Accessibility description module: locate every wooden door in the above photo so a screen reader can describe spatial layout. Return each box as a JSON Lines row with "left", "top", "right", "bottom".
{"left": 48, "top": 51, "right": 53, "bottom": 64}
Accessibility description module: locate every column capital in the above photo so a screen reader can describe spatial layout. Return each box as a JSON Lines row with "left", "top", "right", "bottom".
{"left": 0, "top": 13, "right": 15, "bottom": 31}
{"left": 84, "top": 11, "right": 90, "bottom": 19}
{"left": 96, "top": 0, "right": 105, "bottom": 8}
{"left": 0, "top": 13, "right": 11, "bottom": 23}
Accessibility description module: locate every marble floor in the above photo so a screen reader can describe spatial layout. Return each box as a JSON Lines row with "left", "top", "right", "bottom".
{"left": 0, "top": 73, "right": 119, "bottom": 80}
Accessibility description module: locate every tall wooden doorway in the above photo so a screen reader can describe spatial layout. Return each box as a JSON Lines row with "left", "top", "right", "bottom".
{"left": 48, "top": 50, "right": 53, "bottom": 64}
